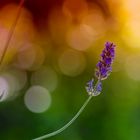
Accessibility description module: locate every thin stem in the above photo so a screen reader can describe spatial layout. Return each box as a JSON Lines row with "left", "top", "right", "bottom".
{"left": 0, "top": 0, "right": 25, "bottom": 66}
{"left": 33, "top": 95, "right": 93, "bottom": 140}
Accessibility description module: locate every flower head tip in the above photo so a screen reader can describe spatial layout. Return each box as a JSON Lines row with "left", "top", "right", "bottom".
{"left": 95, "top": 42, "right": 115, "bottom": 80}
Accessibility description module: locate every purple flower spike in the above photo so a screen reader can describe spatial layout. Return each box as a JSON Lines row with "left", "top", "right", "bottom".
{"left": 95, "top": 42, "right": 115, "bottom": 80}
{"left": 86, "top": 42, "right": 116, "bottom": 96}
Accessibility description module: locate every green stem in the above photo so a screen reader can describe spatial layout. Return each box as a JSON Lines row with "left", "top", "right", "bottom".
{"left": 33, "top": 95, "right": 93, "bottom": 140}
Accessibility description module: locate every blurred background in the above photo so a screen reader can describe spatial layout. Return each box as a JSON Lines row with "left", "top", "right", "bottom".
{"left": 0, "top": 0, "right": 140, "bottom": 140}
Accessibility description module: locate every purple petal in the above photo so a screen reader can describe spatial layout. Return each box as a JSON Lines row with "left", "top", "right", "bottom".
{"left": 96, "top": 82, "right": 102, "bottom": 92}
{"left": 105, "top": 58, "right": 112, "bottom": 65}
{"left": 86, "top": 79, "right": 94, "bottom": 93}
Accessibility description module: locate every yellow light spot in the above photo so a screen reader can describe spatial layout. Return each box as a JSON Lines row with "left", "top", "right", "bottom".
{"left": 58, "top": 49, "right": 86, "bottom": 76}
{"left": 125, "top": 54, "right": 140, "bottom": 81}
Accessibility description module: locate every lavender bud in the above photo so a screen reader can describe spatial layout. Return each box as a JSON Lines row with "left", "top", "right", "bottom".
{"left": 96, "top": 81, "right": 102, "bottom": 93}
{"left": 86, "top": 79, "right": 94, "bottom": 95}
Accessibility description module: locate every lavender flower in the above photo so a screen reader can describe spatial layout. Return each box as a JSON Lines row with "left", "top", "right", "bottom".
{"left": 34, "top": 42, "right": 116, "bottom": 140}
{"left": 86, "top": 42, "right": 116, "bottom": 96}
